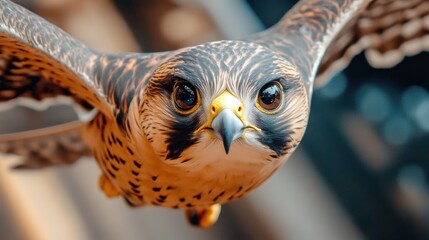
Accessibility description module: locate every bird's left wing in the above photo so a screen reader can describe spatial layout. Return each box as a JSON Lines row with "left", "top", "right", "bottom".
{"left": 245, "top": 0, "right": 429, "bottom": 92}
{"left": 316, "top": 0, "right": 429, "bottom": 87}
{"left": 0, "top": 0, "right": 111, "bottom": 114}
{"left": 244, "top": 0, "right": 372, "bottom": 96}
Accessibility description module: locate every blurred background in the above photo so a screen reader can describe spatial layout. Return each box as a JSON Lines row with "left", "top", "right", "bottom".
{"left": 0, "top": 0, "right": 428, "bottom": 239}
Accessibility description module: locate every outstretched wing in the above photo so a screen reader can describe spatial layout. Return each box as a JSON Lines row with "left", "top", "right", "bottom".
{"left": 244, "top": 0, "right": 372, "bottom": 96}
{"left": 0, "top": 0, "right": 121, "bottom": 168}
{"left": 0, "top": 0, "right": 111, "bottom": 114}
{"left": 316, "top": 0, "right": 429, "bottom": 87}
{"left": 0, "top": 120, "right": 90, "bottom": 168}
{"left": 0, "top": 0, "right": 173, "bottom": 167}
{"left": 245, "top": 0, "right": 428, "bottom": 92}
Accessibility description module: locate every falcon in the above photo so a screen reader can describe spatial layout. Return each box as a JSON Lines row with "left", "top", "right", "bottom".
{"left": 0, "top": 0, "right": 428, "bottom": 228}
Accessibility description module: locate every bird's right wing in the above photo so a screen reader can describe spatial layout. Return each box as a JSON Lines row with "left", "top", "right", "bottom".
{"left": 0, "top": 120, "right": 90, "bottom": 168}
{"left": 0, "top": 0, "right": 153, "bottom": 168}
{"left": 0, "top": 1, "right": 174, "bottom": 168}
{"left": 0, "top": 0, "right": 112, "bottom": 115}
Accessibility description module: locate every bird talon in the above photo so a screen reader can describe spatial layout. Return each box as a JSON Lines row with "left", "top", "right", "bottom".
{"left": 185, "top": 204, "right": 221, "bottom": 228}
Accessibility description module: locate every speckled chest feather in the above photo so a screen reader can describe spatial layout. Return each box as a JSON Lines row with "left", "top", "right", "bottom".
{"left": 84, "top": 105, "right": 287, "bottom": 209}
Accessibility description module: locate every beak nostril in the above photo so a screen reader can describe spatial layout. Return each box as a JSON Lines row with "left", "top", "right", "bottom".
{"left": 212, "top": 106, "right": 216, "bottom": 113}
{"left": 238, "top": 106, "right": 242, "bottom": 112}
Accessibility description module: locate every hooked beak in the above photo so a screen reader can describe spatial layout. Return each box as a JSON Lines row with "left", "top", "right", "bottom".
{"left": 195, "top": 91, "right": 260, "bottom": 154}
{"left": 212, "top": 109, "right": 243, "bottom": 154}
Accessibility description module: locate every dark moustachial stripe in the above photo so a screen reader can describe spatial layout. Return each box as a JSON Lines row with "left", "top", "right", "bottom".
{"left": 164, "top": 114, "right": 200, "bottom": 160}
{"left": 255, "top": 114, "right": 293, "bottom": 157}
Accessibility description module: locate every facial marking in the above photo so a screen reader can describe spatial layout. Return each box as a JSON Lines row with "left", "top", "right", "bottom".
{"left": 141, "top": 40, "right": 308, "bottom": 165}
{"left": 164, "top": 114, "right": 201, "bottom": 160}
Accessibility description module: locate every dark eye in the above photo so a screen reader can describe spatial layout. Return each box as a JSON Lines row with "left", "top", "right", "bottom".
{"left": 173, "top": 81, "right": 199, "bottom": 113}
{"left": 257, "top": 81, "right": 282, "bottom": 112}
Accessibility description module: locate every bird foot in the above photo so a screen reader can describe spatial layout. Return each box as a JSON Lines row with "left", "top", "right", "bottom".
{"left": 185, "top": 204, "right": 221, "bottom": 228}
{"left": 98, "top": 174, "right": 120, "bottom": 197}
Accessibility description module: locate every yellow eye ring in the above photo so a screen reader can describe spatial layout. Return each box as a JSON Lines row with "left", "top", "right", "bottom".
{"left": 172, "top": 81, "right": 201, "bottom": 115}
{"left": 255, "top": 81, "right": 283, "bottom": 114}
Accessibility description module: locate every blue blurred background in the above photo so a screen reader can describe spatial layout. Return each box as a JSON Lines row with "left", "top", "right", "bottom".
{"left": 1, "top": 0, "right": 428, "bottom": 239}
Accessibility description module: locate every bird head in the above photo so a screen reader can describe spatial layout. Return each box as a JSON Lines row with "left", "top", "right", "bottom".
{"left": 138, "top": 40, "right": 309, "bottom": 172}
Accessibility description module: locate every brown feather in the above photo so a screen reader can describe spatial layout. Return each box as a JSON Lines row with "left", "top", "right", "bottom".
{"left": 316, "top": 0, "right": 429, "bottom": 87}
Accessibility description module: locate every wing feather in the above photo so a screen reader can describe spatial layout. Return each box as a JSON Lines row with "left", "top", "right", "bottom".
{"left": 316, "top": 0, "right": 429, "bottom": 87}
{"left": 245, "top": 0, "right": 428, "bottom": 92}
{"left": 0, "top": 120, "right": 90, "bottom": 168}
{"left": 0, "top": 0, "right": 111, "bottom": 114}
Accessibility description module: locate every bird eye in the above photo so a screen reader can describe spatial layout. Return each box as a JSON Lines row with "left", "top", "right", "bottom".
{"left": 256, "top": 81, "right": 282, "bottom": 113}
{"left": 173, "top": 81, "right": 199, "bottom": 113}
